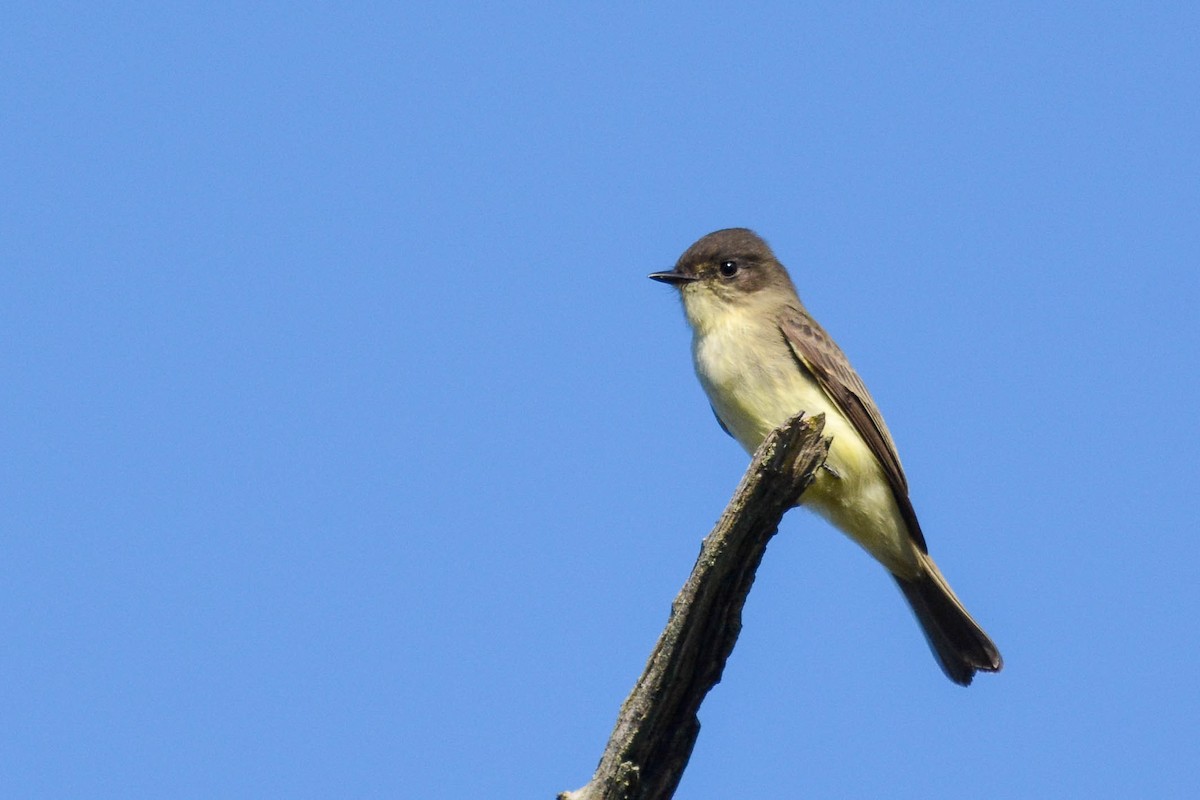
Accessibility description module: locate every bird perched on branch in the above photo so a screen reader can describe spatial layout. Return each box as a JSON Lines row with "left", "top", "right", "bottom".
{"left": 650, "top": 228, "right": 1002, "bottom": 685}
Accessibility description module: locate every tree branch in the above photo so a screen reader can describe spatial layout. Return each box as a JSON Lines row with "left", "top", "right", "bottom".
{"left": 559, "top": 412, "right": 829, "bottom": 800}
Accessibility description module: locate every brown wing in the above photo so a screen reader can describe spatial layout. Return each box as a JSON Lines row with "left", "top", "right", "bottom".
{"left": 778, "top": 307, "right": 927, "bottom": 552}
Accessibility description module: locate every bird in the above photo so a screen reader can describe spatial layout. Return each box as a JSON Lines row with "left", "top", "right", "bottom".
{"left": 650, "top": 227, "right": 1002, "bottom": 685}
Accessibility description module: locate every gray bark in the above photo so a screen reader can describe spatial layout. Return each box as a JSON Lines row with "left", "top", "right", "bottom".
{"left": 560, "top": 412, "right": 829, "bottom": 800}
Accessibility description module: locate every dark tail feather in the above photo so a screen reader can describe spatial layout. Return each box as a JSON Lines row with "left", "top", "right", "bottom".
{"left": 895, "top": 553, "right": 1002, "bottom": 686}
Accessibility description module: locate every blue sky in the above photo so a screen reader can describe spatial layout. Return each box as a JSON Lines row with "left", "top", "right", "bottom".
{"left": 3, "top": 3, "right": 1198, "bottom": 798}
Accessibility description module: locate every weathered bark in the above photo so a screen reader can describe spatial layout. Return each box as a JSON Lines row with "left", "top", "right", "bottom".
{"left": 560, "top": 412, "right": 829, "bottom": 800}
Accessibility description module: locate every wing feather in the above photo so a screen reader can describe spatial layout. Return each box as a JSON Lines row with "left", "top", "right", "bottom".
{"left": 778, "top": 308, "right": 927, "bottom": 552}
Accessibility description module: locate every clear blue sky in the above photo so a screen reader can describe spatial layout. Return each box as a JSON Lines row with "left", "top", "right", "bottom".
{"left": 3, "top": 3, "right": 1198, "bottom": 798}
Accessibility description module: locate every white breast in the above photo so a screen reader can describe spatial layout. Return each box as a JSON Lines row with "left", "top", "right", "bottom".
{"left": 688, "top": 302, "right": 918, "bottom": 575}
{"left": 691, "top": 304, "right": 834, "bottom": 453}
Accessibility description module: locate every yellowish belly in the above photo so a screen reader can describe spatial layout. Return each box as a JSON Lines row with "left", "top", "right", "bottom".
{"left": 693, "top": 325, "right": 919, "bottom": 576}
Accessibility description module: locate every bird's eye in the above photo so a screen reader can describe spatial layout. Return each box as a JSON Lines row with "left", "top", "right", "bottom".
{"left": 719, "top": 260, "right": 738, "bottom": 277}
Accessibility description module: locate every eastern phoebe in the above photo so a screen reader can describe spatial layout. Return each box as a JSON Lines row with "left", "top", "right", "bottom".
{"left": 650, "top": 228, "right": 1001, "bottom": 685}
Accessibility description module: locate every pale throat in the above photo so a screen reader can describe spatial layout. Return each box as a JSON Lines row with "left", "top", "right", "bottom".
{"left": 682, "top": 286, "right": 916, "bottom": 573}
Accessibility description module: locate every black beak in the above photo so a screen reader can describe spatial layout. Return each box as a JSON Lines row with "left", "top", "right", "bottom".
{"left": 648, "top": 270, "right": 698, "bottom": 285}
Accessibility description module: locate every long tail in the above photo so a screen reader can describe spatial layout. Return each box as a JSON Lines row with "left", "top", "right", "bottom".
{"left": 894, "top": 552, "right": 1002, "bottom": 686}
